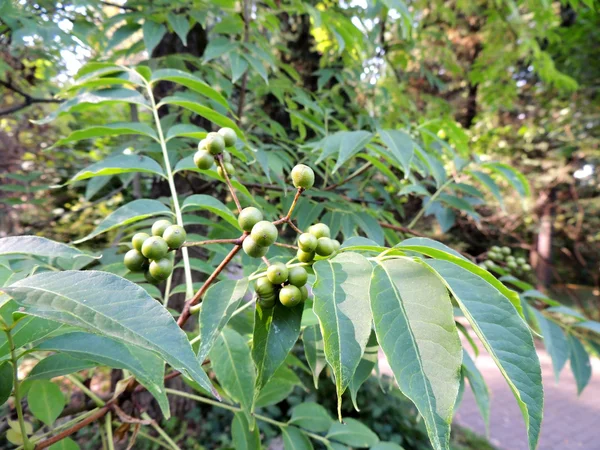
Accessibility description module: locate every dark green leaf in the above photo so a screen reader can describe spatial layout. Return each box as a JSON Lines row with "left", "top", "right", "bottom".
{"left": 28, "top": 354, "right": 96, "bottom": 381}
{"left": 254, "top": 364, "right": 302, "bottom": 408}
{"left": 151, "top": 69, "right": 229, "bottom": 109}
{"left": 462, "top": 351, "right": 490, "bottom": 433}
{"left": 348, "top": 331, "right": 378, "bottom": 411}
{"left": 27, "top": 380, "right": 65, "bottom": 426}
{"left": 302, "top": 325, "right": 326, "bottom": 389}
{"left": 567, "top": 334, "right": 591, "bottom": 394}
{"left": 182, "top": 194, "right": 240, "bottom": 230}
{"left": 378, "top": 129, "right": 414, "bottom": 176}
{"left": 143, "top": 20, "right": 167, "bottom": 55}
{"left": 482, "top": 162, "right": 531, "bottom": 198}
{"left": 53, "top": 123, "right": 158, "bottom": 147}
{"left": 289, "top": 402, "right": 333, "bottom": 433}
{"left": 232, "top": 412, "right": 261, "bottom": 450}
{"left": 203, "top": 37, "right": 237, "bottom": 62}
{"left": 282, "top": 426, "right": 314, "bottom": 450}
{"left": 66, "top": 154, "right": 166, "bottom": 183}
{"left": 230, "top": 52, "right": 248, "bottom": 83}
{"left": 166, "top": 13, "right": 190, "bottom": 46}
{"left": 0, "top": 362, "right": 12, "bottom": 407}
{"left": 533, "top": 310, "right": 568, "bottom": 381}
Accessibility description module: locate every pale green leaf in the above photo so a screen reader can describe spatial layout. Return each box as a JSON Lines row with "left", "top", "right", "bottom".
{"left": 348, "top": 331, "right": 378, "bottom": 411}
{"left": 333, "top": 131, "right": 372, "bottom": 173}
{"left": 182, "top": 194, "right": 240, "bottom": 230}
{"left": 66, "top": 154, "right": 166, "bottom": 183}
{"left": 326, "top": 418, "right": 379, "bottom": 448}
{"left": 533, "top": 310, "right": 568, "bottom": 381}
{"left": 568, "top": 334, "right": 591, "bottom": 394}
{"left": 462, "top": 351, "right": 490, "bottom": 433}
{"left": 0, "top": 236, "right": 91, "bottom": 262}
{"left": 27, "top": 380, "right": 65, "bottom": 426}
{"left": 230, "top": 52, "right": 248, "bottom": 83}
{"left": 282, "top": 426, "right": 314, "bottom": 450}
{"left": 151, "top": 69, "right": 229, "bottom": 109}
{"left": 289, "top": 402, "right": 333, "bottom": 433}
{"left": 166, "top": 13, "right": 190, "bottom": 46}
{"left": 254, "top": 364, "right": 302, "bottom": 408}
{"left": 52, "top": 123, "right": 158, "bottom": 147}
{"left": 378, "top": 129, "right": 414, "bottom": 176}
{"left": 48, "top": 437, "right": 80, "bottom": 450}
{"left": 468, "top": 170, "right": 504, "bottom": 209}
{"left": 482, "top": 162, "right": 531, "bottom": 198}
{"left": 166, "top": 124, "right": 206, "bottom": 141}
{"left": 232, "top": 412, "right": 261, "bottom": 450}
{"left": 143, "top": 20, "right": 166, "bottom": 55}
{"left": 302, "top": 325, "right": 326, "bottom": 389}
{"left": 203, "top": 37, "right": 237, "bottom": 62}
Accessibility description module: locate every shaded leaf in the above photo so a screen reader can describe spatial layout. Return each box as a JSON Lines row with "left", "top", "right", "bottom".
{"left": 326, "top": 418, "right": 379, "bottom": 448}
{"left": 302, "top": 325, "right": 326, "bottom": 389}
{"left": 66, "top": 154, "right": 166, "bottom": 184}
{"left": 462, "top": 351, "right": 490, "bottom": 433}
{"left": 282, "top": 426, "right": 314, "bottom": 450}
{"left": 289, "top": 402, "right": 333, "bottom": 433}
{"left": 232, "top": 412, "right": 261, "bottom": 450}
{"left": 27, "top": 380, "right": 65, "bottom": 426}
{"left": 0, "top": 362, "right": 12, "bottom": 407}
{"left": 568, "top": 334, "right": 591, "bottom": 394}
{"left": 378, "top": 129, "right": 414, "bottom": 176}
{"left": 533, "top": 310, "right": 569, "bottom": 381}
{"left": 143, "top": 20, "right": 166, "bottom": 55}
{"left": 53, "top": 123, "right": 158, "bottom": 147}
{"left": 28, "top": 354, "right": 96, "bottom": 381}
{"left": 151, "top": 69, "right": 229, "bottom": 109}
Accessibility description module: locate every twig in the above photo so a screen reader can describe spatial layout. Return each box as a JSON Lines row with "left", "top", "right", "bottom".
{"left": 261, "top": 256, "right": 271, "bottom": 266}
{"left": 0, "top": 79, "right": 62, "bottom": 117}
{"left": 216, "top": 154, "right": 242, "bottom": 213}
{"left": 324, "top": 162, "right": 372, "bottom": 191}
{"left": 378, "top": 222, "right": 426, "bottom": 237}
{"left": 182, "top": 238, "right": 240, "bottom": 247}
{"left": 273, "top": 242, "right": 298, "bottom": 250}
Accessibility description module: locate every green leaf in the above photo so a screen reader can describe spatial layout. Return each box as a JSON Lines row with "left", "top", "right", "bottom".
{"left": 232, "top": 412, "right": 261, "bottom": 450}
{"left": 370, "top": 258, "right": 461, "bottom": 450}
{"left": 159, "top": 96, "right": 243, "bottom": 139}
{"left": 143, "top": 20, "right": 166, "bottom": 55}
{"left": 282, "top": 426, "right": 314, "bottom": 450}
{"left": 151, "top": 69, "right": 230, "bottom": 109}
{"left": 371, "top": 443, "right": 406, "bottom": 450}
{"left": 468, "top": 170, "right": 504, "bottom": 209}
{"left": 574, "top": 321, "right": 600, "bottom": 334}
{"left": 243, "top": 53, "right": 269, "bottom": 84}
{"left": 252, "top": 302, "right": 303, "bottom": 397}
{"left": 397, "top": 237, "right": 523, "bottom": 317}
{"left": 348, "top": 331, "right": 378, "bottom": 411}
{"left": 326, "top": 418, "right": 379, "bottom": 448}
{"left": 197, "top": 278, "right": 249, "bottom": 362}
{"left": 5, "top": 271, "right": 218, "bottom": 400}
{"left": 312, "top": 252, "right": 373, "bottom": 417}
{"left": 0, "top": 236, "right": 91, "bottom": 263}
{"left": 53, "top": 123, "right": 158, "bottom": 147}
{"left": 481, "top": 162, "right": 531, "bottom": 198}
{"left": 204, "top": 37, "right": 237, "bottom": 62}
{"left": 210, "top": 328, "right": 255, "bottom": 423}
{"left": 0, "top": 362, "right": 12, "bottom": 407}
{"left": 27, "top": 380, "right": 65, "bottom": 426}
{"left": 0, "top": 307, "right": 63, "bottom": 359}
{"left": 230, "top": 52, "right": 248, "bottom": 83}
{"left": 37, "top": 331, "right": 171, "bottom": 417}
{"left": 378, "top": 129, "right": 414, "bottom": 176}
{"left": 182, "top": 194, "right": 240, "bottom": 230}
{"left": 73, "top": 199, "right": 174, "bottom": 244}
{"left": 462, "top": 351, "right": 490, "bottom": 433}
{"left": 425, "top": 260, "right": 543, "bottom": 450}
{"left": 333, "top": 131, "right": 373, "bottom": 173}
{"left": 48, "top": 437, "right": 80, "bottom": 450}
{"left": 254, "top": 364, "right": 302, "bottom": 408}
{"left": 28, "top": 354, "right": 96, "bottom": 381}
{"left": 66, "top": 154, "right": 166, "bottom": 184}
{"left": 533, "top": 310, "right": 568, "bottom": 381}
{"left": 33, "top": 89, "right": 151, "bottom": 125}
{"left": 166, "top": 13, "right": 190, "bottom": 46}
{"left": 567, "top": 334, "right": 591, "bottom": 394}
{"left": 166, "top": 124, "right": 206, "bottom": 141}
{"left": 302, "top": 325, "right": 326, "bottom": 389}
{"left": 289, "top": 402, "right": 333, "bottom": 433}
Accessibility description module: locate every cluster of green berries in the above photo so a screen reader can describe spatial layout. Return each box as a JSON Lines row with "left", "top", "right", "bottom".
{"left": 123, "top": 219, "right": 187, "bottom": 284}
{"left": 296, "top": 223, "right": 340, "bottom": 263}
{"left": 482, "top": 246, "right": 531, "bottom": 275}
{"left": 193, "top": 127, "right": 237, "bottom": 178}
{"left": 255, "top": 263, "right": 310, "bottom": 308}
{"left": 239, "top": 207, "right": 279, "bottom": 258}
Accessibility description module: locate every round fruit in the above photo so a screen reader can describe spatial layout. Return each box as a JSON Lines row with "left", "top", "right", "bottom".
{"left": 516, "top": 257, "right": 527, "bottom": 265}
{"left": 501, "top": 246, "right": 511, "bottom": 255}
{"left": 279, "top": 285, "right": 302, "bottom": 307}
{"left": 163, "top": 225, "right": 186, "bottom": 249}
{"left": 315, "top": 237, "right": 335, "bottom": 256}
{"left": 132, "top": 232, "right": 150, "bottom": 252}
{"left": 298, "top": 233, "right": 318, "bottom": 252}
{"left": 218, "top": 162, "right": 235, "bottom": 178}
{"left": 149, "top": 257, "right": 173, "bottom": 281}
{"left": 257, "top": 295, "right": 276, "bottom": 309}
{"left": 308, "top": 223, "right": 330, "bottom": 239}
{"left": 331, "top": 239, "right": 341, "bottom": 252}
{"left": 198, "top": 139, "right": 207, "bottom": 151}
{"left": 522, "top": 264, "right": 532, "bottom": 272}
{"left": 490, "top": 245, "right": 501, "bottom": 253}
{"left": 152, "top": 219, "right": 172, "bottom": 237}
{"left": 300, "top": 285, "right": 309, "bottom": 301}
{"left": 145, "top": 270, "right": 160, "bottom": 285}
{"left": 218, "top": 127, "right": 237, "bottom": 147}
{"left": 141, "top": 236, "right": 169, "bottom": 260}
{"left": 267, "top": 262, "right": 288, "bottom": 285}
{"left": 297, "top": 249, "right": 315, "bottom": 263}
{"left": 291, "top": 164, "right": 315, "bottom": 189}
{"left": 484, "top": 260, "right": 495, "bottom": 269}
{"left": 506, "top": 255, "right": 516, "bottom": 262}
{"left": 251, "top": 221, "right": 278, "bottom": 247}
{"left": 507, "top": 261, "right": 518, "bottom": 270}
{"left": 206, "top": 132, "right": 225, "bottom": 155}
{"left": 490, "top": 252, "right": 503, "bottom": 261}
{"left": 243, "top": 236, "right": 269, "bottom": 258}
{"left": 124, "top": 249, "right": 147, "bottom": 272}
{"left": 222, "top": 151, "right": 232, "bottom": 163}
{"left": 288, "top": 266, "right": 308, "bottom": 287}
{"left": 194, "top": 150, "right": 214, "bottom": 170}
{"left": 255, "top": 277, "right": 275, "bottom": 296}
{"left": 239, "top": 207, "right": 263, "bottom": 232}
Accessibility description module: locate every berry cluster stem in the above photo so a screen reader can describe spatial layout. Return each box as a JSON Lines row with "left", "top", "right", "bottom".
{"left": 216, "top": 154, "right": 242, "bottom": 213}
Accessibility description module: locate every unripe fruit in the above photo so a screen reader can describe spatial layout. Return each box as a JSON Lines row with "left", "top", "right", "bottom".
{"left": 279, "top": 285, "right": 302, "bottom": 307}
{"left": 315, "top": 237, "right": 335, "bottom": 256}
{"left": 490, "top": 246, "right": 501, "bottom": 253}
{"left": 501, "top": 246, "right": 511, "bottom": 255}
{"left": 206, "top": 132, "right": 225, "bottom": 155}
{"left": 288, "top": 266, "right": 308, "bottom": 287}
{"left": 149, "top": 257, "right": 173, "bottom": 281}
{"left": 217, "top": 162, "right": 235, "bottom": 178}
{"left": 251, "top": 221, "right": 278, "bottom": 247}
{"left": 490, "top": 252, "right": 503, "bottom": 261}
{"left": 198, "top": 139, "right": 207, "bottom": 151}
{"left": 163, "top": 225, "right": 186, "bottom": 249}
{"left": 522, "top": 264, "right": 532, "bottom": 272}
{"left": 300, "top": 285, "right": 309, "bottom": 301}
{"left": 291, "top": 164, "right": 315, "bottom": 189}
{"left": 507, "top": 261, "right": 518, "bottom": 270}
{"left": 331, "top": 239, "right": 341, "bottom": 252}
{"left": 297, "top": 249, "right": 315, "bottom": 263}
{"left": 222, "top": 151, "right": 232, "bottom": 163}
{"left": 298, "top": 233, "right": 318, "bottom": 252}
{"left": 238, "top": 207, "right": 263, "bottom": 232}
{"left": 152, "top": 219, "right": 172, "bottom": 237}
{"left": 308, "top": 223, "right": 330, "bottom": 239}
{"left": 141, "top": 236, "right": 169, "bottom": 260}
{"left": 218, "top": 127, "right": 237, "bottom": 147}
{"left": 194, "top": 150, "right": 214, "bottom": 170}
{"left": 255, "top": 277, "right": 275, "bottom": 296}
{"left": 267, "top": 262, "right": 288, "bottom": 285}
{"left": 506, "top": 255, "right": 516, "bottom": 262}
{"left": 132, "top": 232, "right": 150, "bottom": 252}
{"left": 484, "top": 260, "right": 495, "bottom": 269}
{"left": 257, "top": 295, "right": 276, "bottom": 309}
{"left": 243, "top": 236, "right": 268, "bottom": 258}
{"left": 145, "top": 270, "right": 160, "bottom": 285}
{"left": 124, "top": 249, "right": 147, "bottom": 272}
{"left": 516, "top": 257, "right": 527, "bottom": 265}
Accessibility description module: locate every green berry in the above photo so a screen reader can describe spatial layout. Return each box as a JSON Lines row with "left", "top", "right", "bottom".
{"left": 291, "top": 164, "right": 315, "bottom": 189}
{"left": 506, "top": 255, "right": 516, "bottom": 262}
{"left": 149, "top": 257, "right": 173, "bottom": 281}
{"left": 490, "top": 246, "right": 501, "bottom": 253}
{"left": 163, "top": 225, "right": 186, "bottom": 249}
{"left": 308, "top": 223, "right": 330, "bottom": 239}
{"left": 144, "top": 270, "right": 160, "bottom": 285}
{"left": 522, "top": 264, "right": 532, "bottom": 272}
{"left": 267, "top": 262, "right": 288, "bottom": 285}
{"left": 141, "top": 236, "right": 169, "bottom": 260}
{"left": 501, "top": 246, "right": 511, "bottom": 255}
{"left": 238, "top": 207, "right": 263, "bottom": 232}
{"left": 255, "top": 277, "right": 275, "bottom": 297}
{"left": 298, "top": 233, "right": 318, "bottom": 252}
{"left": 132, "top": 232, "right": 150, "bottom": 252}
{"left": 124, "top": 249, "right": 147, "bottom": 272}
{"left": 507, "top": 261, "right": 518, "bottom": 270}
{"left": 288, "top": 266, "right": 308, "bottom": 287}
{"left": 297, "top": 249, "right": 315, "bottom": 263}
{"left": 206, "top": 132, "right": 225, "bottom": 155}
{"left": 279, "top": 285, "right": 302, "bottom": 307}
{"left": 243, "top": 236, "right": 269, "bottom": 258}
{"left": 218, "top": 127, "right": 237, "bottom": 147}
{"left": 222, "top": 151, "right": 232, "bottom": 163}
{"left": 198, "top": 139, "right": 207, "bottom": 151}
{"left": 490, "top": 252, "right": 503, "bottom": 261}
{"left": 299, "top": 285, "right": 309, "bottom": 301}
{"left": 516, "top": 257, "right": 527, "bottom": 265}
{"left": 484, "top": 260, "right": 495, "bottom": 269}
{"left": 331, "top": 239, "right": 341, "bottom": 252}
{"left": 315, "top": 237, "right": 335, "bottom": 256}
{"left": 152, "top": 219, "right": 172, "bottom": 237}
{"left": 257, "top": 295, "right": 276, "bottom": 309}
{"left": 251, "top": 221, "right": 278, "bottom": 247}
{"left": 194, "top": 150, "right": 214, "bottom": 170}
{"left": 217, "top": 162, "right": 235, "bottom": 178}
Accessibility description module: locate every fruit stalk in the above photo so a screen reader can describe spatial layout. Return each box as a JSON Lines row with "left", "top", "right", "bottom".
{"left": 216, "top": 154, "right": 242, "bottom": 213}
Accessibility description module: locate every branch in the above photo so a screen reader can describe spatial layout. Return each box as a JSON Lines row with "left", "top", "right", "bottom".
{"left": 182, "top": 238, "right": 240, "bottom": 247}
{"left": 216, "top": 154, "right": 242, "bottom": 213}
{"left": 0, "top": 79, "right": 62, "bottom": 117}
{"left": 324, "top": 162, "right": 372, "bottom": 191}
{"left": 378, "top": 221, "right": 426, "bottom": 237}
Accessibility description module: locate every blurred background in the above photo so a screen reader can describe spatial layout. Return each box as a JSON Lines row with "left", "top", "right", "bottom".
{"left": 1, "top": 1, "right": 599, "bottom": 449}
